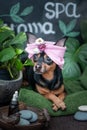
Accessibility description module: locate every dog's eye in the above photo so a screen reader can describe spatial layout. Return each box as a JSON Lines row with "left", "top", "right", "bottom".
{"left": 44, "top": 56, "right": 53, "bottom": 65}
{"left": 33, "top": 54, "right": 39, "bottom": 62}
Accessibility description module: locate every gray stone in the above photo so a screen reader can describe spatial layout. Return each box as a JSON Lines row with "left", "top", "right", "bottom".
{"left": 29, "top": 111, "right": 38, "bottom": 123}
{"left": 18, "top": 118, "right": 30, "bottom": 126}
{"left": 74, "top": 111, "right": 87, "bottom": 121}
{"left": 19, "top": 110, "right": 32, "bottom": 120}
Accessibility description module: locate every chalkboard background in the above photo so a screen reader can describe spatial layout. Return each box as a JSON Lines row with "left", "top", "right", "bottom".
{"left": 0, "top": 0, "right": 87, "bottom": 41}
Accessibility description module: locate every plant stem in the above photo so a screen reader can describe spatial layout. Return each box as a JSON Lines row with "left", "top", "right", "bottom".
{"left": 7, "top": 65, "right": 14, "bottom": 79}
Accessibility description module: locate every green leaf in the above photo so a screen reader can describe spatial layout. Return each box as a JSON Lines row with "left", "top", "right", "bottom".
{"left": 78, "top": 43, "right": 87, "bottom": 70}
{"left": 62, "top": 38, "right": 81, "bottom": 79}
{"left": 80, "top": 20, "right": 87, "bottom": 42}
{"left": 0, "top": 47, "right": 16, "bottom": 62}
{"left": 10, "top": 2, "right": 20, "bottom": 15}
{"left": 66, "top": 32, "right": 80, "bottom": 37}
{"left": 0, "top": 19, "right": 4, "bottom": 27}
{"left": 0, "top": 28, "right": 14, "bottom": 43}
{"left": 9, "top": 32, "right": 27, "bottom": 47}
{"left": 65, "top": 37, "right": 80, "bottom": 53}
{"left": 15, "top": 48, "right": 23, "bottom": 55}
{"left": 62, "top": 62, "right": 81, "bottom": 79}
{"left": 20, "top": 6, "right": 33, "bottom": 16}
{"left": 63, "top": 38, "right": 87, "bottom": 79}
{"left": 24, "top": 59, "right": 34, "bottom": 66}
{"left": 58, "top": 20, "right": 67, "bottom": 35}
{"left": 11, "top": 15, "right": 24, "bottom": 23}
{"left": 15, "top": 59, "right": 23, "bottom": 70}
{"left": 66, "top": 19, "right": 77, "bottom": 33}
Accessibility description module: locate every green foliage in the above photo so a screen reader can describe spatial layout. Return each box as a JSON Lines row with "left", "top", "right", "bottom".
{"left": 0, "top": 47, "right": 16, "bottom": 62}
{"left": 0, "top": 19, "right": 32, "bottom": 79}
{"left": 10, "top": 2, "right": 34, "bottom": 23}
{"left": 80, "top": 20, "right": 87, "bottom": 43}
{"left": 59, "top": 19, "right": 80, "bottom": 37}
{"left": 62, "top": 32, "right": 87, "bottom": 79}
{"left": 62, "top": 38, "right": 81, "bottom": 79}
{"left": 0, "top": 3, "right": 34, "bottom": 23}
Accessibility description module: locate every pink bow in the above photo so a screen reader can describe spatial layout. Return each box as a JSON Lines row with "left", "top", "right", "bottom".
{"left": 25, "top": 38, "right": 66, "bottom": 69}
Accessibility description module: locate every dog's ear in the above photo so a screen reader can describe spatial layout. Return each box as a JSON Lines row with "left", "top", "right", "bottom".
{"left": 55, "top": 38, "right": 66, "bottom": 47}
{"left": 26, "top": 32, "right": 37, "bottom": 44}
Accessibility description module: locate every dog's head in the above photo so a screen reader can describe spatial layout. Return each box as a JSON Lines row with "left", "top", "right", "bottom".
{"left": 25, "top": 33, "right": 66, "bottom": 74}
{"left": 32, "top": 51, "right": 56, "bottom": 74}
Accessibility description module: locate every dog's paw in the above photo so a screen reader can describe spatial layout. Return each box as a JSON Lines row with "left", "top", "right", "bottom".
{"left": 52, "top": 104, "right": 58, "bottom": 111}
{"left": 58, "top": 101, "right": 66, "bottom": 110}
{"left": 52, "top": 100, "right": 66, "bottom": 111}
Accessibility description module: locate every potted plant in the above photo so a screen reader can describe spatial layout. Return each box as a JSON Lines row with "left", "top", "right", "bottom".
{"left": 0, "top": 19, "right": 31, "bottom": 106}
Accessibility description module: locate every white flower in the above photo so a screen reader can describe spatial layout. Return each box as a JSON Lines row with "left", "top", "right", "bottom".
{"left": 35, "top": 38, "right": 44, "bottom": 45}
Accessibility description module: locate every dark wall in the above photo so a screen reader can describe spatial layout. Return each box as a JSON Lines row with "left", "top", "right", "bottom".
{"left": 0, "top": 0, "right": 87, "bottom": 41}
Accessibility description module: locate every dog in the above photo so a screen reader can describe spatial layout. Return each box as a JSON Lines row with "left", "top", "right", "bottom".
{"left": 25, "top": 33, "right": 66, "bottom": 111}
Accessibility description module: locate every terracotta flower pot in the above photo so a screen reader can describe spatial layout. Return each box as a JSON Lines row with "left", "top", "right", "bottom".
{"left": 0, "top": 71, "right": 23, "bottom": 106}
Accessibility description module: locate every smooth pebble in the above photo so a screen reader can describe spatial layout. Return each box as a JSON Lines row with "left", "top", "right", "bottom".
{"left": 74, "top": 111, "right": 87, "bottom": 121}
{"left": 78, "top": 105, "right": 87, "bottom": 111}
{"left": 19, "top": 110, "right": 32, "bottom": 120}
{"left": 18, "top": 118, "right": 30, "bottom": 126}
{"left": 29, "top": 111, "right": 38, "bottom": 123}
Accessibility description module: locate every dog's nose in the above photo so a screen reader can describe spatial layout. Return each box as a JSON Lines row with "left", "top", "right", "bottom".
{"left": 35, "top": 64, "right": 42, "bottom": 70}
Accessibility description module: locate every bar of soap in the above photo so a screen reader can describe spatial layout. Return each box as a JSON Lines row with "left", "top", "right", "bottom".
{"left": 29, "top": 111, "right": 38, "bottom": 123}
{"left": 74, "top": 111, "right": 87, "bottom": 121}
{"left": 78, "top": 105, "right": 87, "bottom": 111}
{"left": 19, "top": 110, "right": 32, "bottom": 120}
{"left": 18, "top": 118, "right": 30, "bottom": 126}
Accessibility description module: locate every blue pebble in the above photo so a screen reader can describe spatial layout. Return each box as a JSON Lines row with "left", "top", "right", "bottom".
{"left": 74, "top": 111, "right": 87, "bottom": 121}
{"left": 19, "top": 110, "right": 32, "bottom": 120}
{"left": 29, "top": 111, "right": 38, "bottom": 123}
{"left": 18, "top": 118, "right": 30, "bottom": 126}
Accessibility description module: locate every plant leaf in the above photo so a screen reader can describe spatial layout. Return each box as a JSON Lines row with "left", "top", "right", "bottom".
{"left": 9, "top": 32, "right": 27, "bottom": 48}
{"left": 0, "top": 27, "right": 14, "bottom": 43}
{"left": 15, "top": 48, "right": 23, "bottom": 55}
{"left": 66, "top": 32, "right": 80, "bottom": 37}
{"left": 15, "top": 59, "right": 23, "bottom": 70}
{"left": 80, "top": 20, "right": 87, "bottom": 42}
{"left": 65, "top": 37, "right": 80, "bottom": 53}
{"left": 62, "top": 38, "right": 81, "bottom": 79}
{"left": 58, "top": 20, "right": 67, "bottom": 35}
{"left": 78, "top": 43, "right": 87, "bottom": 70}
{"left": 0, "top": 47, "right": 16, "bottom": 62}
{"left": 0, "top": 19, "right": 4, "bottom": 27}
{"left": 24, "top": 59, "right": 34, "bottom": 66}
{"left": 20, "top": 6, "right": 33, "bottom": 16}
{"left": 10, "top": 2, "right": 20, "bottom": 15}
{"left": 62, "top": 61, "right": 81, "bottom": 79}
{"left": 66, "top": 19, "right": 77, "bottom": 33}
{"left": 11, "top": 15, "right": 24, "bottom": 23}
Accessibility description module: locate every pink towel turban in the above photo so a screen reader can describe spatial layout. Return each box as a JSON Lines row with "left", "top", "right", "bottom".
{"left": 25, "top": 38, "right": 66, "bottom": 69}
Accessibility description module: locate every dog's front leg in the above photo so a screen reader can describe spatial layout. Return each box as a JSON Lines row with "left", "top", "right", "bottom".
{"left": 36, "top": 85, "right": 66, "bottom": 111}
{"left": 36, "top": 84, "right": 50, "bottom": 95}
{"left": 52, "top": 92, "right": 66, "bottom": 111}
{"left": 44, "top": 93, "right": 64, "bottom": 109}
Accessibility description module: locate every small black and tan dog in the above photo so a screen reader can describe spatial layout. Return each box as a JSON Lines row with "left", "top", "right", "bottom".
{"left": 25, "top": 33, "right": 66, "bottom": 111}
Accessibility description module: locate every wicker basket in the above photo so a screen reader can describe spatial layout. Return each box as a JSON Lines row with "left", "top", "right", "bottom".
{"left": 0, "top": 102, "right": 50, "bottom": 130}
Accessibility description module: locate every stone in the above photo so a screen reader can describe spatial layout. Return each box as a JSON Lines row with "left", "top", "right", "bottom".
{"left": 74, "top": 111, "right": 87, "bottom": 121}
{"left": 29, "top": 111, "right": 38, "bottom": 123}
{"left": 78, "top": 105, "right": 87, "bottom": 111}
{"left": 18, "top": 118, "right": 30, "bottom": 126}
{"left": 19, "top": 110, "right": 32, "bottom": 120}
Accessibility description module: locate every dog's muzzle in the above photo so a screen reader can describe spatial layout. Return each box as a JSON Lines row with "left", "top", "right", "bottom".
{"left": 34, "top": 63, "right": 45, "bottom": 74}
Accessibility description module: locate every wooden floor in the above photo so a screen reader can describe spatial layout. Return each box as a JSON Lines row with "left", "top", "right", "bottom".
{"left": 43, "top": 115, "right": 87, "bottom": 130}
{"left": 0, "top": 115, "right": 87, "bottom": 130}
